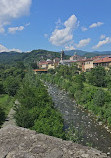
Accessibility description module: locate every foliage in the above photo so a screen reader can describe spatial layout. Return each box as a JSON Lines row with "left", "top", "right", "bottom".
{"left": 0, "top": 62, "right": 25, "bottom": 126}
{"left": 86, "top": 66, "right": 106, "bottom": 87}
{"left": 0, "top": 106, "right": 5, "bottom": 126}
{"left": 93, "top": 89, "right": 105, "bottom": 107}
{"left": 14, "top": 72, "right": 65, "bottom": 139}
{"left": 0, "top": 95, "right": 14, "bottom": 127}
{"left": 3, "top": 76, "right": 20, "bottom": 96}
{"left": 65, "top": 126, "right": 83, "bottom": 143}
{"left": 0, "top": 82, "right": 4, "bottom": 94}
{"left": 40, "top": 64, "right": 111, "bottom": 128}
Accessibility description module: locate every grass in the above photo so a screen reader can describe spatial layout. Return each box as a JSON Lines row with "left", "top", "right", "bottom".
{"left": 84, "top": 82, "right": 109, "bottom": 92}
{"left": 0, "top": 94, "right": 14, "bottom": 116}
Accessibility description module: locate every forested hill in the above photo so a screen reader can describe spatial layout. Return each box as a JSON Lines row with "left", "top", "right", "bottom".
{"left": 65, "top": 50, "right": 111, "bottom": 57}
{"left": 0, "top": 49, "right": 69, "bottom": 65}
{"left": 0, "top": 52, "right": 27, "bottom": 64}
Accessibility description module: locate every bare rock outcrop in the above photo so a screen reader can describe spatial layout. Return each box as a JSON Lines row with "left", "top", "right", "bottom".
{"left": 0, "top": 125, "right": 110, "bottom": 158}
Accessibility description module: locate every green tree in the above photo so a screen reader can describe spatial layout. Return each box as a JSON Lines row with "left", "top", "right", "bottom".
{"left": 86, "top": 66, "right": 106, "bottom": 87}
{"left": 0, "top": 106, "right": 5, "bottom": 126}
{"left": 4, "top": 76, "right": 20, "bottom": 96}
{"left": 0, "top": 82, "right": 4, "bottom": 94}
{"left": 93, "top": 89, "right": 105, "bottom": 107}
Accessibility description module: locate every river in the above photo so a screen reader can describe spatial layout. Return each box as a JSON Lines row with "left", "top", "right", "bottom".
{"left": 46, "top": 83, "right": 111, "bottom": 156}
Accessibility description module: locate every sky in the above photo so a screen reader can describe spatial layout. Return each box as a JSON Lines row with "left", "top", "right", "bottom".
{"left": 0, "top": 0, "right": 111, "bottom": 52}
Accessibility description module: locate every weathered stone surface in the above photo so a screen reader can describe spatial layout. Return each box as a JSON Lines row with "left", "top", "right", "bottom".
{"left": 0, "top": 125, "right": 110, "bottom": 158}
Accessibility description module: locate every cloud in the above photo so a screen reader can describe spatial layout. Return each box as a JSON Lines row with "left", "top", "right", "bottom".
{"left": 81, "top": 27, "right": 88, "bottom": 32}
{"left": 0, "top": 44, "right": 21, "bottom": 52}
{"left": 0, "top": 0, "right": 32, "bottom": 32}
{"left": 65, "top": 45, "right": 75, "bottom": 50}
{"left": 89, "top": 22, "right": 104, "bottom": 28}
{"left": 100, "top": 34, "right": 106, "bottom": 40}
{"left": 49, "top": 15, "right": 78, "bottom": 46}
{"left": 44, "top": 34, "right": 48, "bottom": 38}
{"left": 76, "top": 38, "right": 91, "bottom": 48}
{"left": 93, "top": 37, "right": 111, "bottom": 49}
{"left": 55, "top": 18, "right": 62, "bottom": 29}
{"left": 8, "top": 26, "right": 24, "bottom": 34}
{"left": 0, "top": 27, "right": 5, "bottom": 33}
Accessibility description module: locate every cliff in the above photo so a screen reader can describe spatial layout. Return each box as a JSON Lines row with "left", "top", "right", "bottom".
{"left": 0, "top": 125, "right": 110, "bottom": 158}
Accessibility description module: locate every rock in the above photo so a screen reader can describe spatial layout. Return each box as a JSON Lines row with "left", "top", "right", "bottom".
{"left": 0, "top": 125, "right": 110, "bottom": 158}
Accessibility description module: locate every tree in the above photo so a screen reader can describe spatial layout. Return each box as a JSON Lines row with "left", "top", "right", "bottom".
{"left": 93, "top": 89, "right": 105, "bottom": 107}
{"left": 0, "top": 106, "right": 5, "bottom": 126}
{"left": 105, "top": 67, "right": 111, "bottom": 90}
{"left": 4, "top": 76, "right": 20, "bottom": 96}
{"left": 0, "top": 82, "right": 4, "bottom": 94}
{"left": 86, "top": 66, "right": 106, "bottom": 87}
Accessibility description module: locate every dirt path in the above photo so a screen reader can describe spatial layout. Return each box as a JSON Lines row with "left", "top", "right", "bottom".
{"left": 2, "top": 108, "right": 16, "bottom": 128}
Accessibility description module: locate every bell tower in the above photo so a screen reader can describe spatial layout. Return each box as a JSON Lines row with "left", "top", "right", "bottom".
{"left": 61, "top": 50, "right": 64, "bottom": 61}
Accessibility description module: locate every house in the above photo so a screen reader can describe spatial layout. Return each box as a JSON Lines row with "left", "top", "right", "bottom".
{"left": 70, "top": 54, "right": 83, "bottom": 61}
{"left": 77, "top": 59, "right": 93, "bottom": 72}
{"left": 93, "top": 56, "right": 111, "bottom": 69}
{"left": 38, "top": 58, "right": 60, "bottom": 70}
{"left": 59, "top": 60, "right": 77, "bottom": 66}
{"left": 38, "top": 61, "right": 48, "bottom": 69}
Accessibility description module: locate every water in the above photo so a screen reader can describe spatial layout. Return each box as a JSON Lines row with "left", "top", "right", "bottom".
{"left": 46, "top": 83, "right": 111, "bottom": 156}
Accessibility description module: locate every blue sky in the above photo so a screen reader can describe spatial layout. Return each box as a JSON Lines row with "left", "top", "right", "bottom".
{"left": 0, "top": 0, "right": 111, "bottom": 52}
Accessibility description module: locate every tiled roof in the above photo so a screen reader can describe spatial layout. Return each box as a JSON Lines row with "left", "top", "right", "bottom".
{"left": 33, "top": 69, "right": 48, "bottom": 72}
{"left": 77, "top": 58, "right": 93, "bottom": 62}
{"left": 38, "top": 61, "right": 53, "bottom": 65}
{"left": 93, "top": 57, "right": 111, "bottom": 63}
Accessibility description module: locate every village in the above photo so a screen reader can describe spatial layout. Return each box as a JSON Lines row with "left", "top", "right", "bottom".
{"left": 34, "top": 50, "right": 111, "bottom": 73}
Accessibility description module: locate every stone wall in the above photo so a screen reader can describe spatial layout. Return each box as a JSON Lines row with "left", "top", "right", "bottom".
{"left": 0, "top": 125, "right": 110, "bottom": 158}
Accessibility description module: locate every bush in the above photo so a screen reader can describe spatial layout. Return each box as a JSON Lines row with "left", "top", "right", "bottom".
{"left": 0, "top": 106, "right": 5, "bottom": 126}
{"left": 93, "top": 89, "right": 105, "bottom": 107}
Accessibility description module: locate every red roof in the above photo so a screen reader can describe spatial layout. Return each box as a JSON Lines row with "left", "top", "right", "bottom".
{"left": 33, "top": 69, "right": 48, "bottom": 72}
{"left": 93, "top": 57, "right": 111, "bottom": 63}
{"left": 77, "top": 58, "right": 93, "bottom": 62}
{"left": 38, "top": 61, "right": 53, "bottom": 65}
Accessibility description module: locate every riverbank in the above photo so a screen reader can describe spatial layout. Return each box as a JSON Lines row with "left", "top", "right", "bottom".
{"left": 45, "top": 82, "right": 111, "bottom": 156}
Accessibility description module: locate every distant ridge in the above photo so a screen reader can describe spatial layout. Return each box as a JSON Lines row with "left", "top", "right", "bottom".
{"left": 64, "top": 50, "right": 111, "bottom": 57}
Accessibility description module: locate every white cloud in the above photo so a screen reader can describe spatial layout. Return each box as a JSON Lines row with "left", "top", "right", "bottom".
{"left": 0, "top": 44, "right": 21, "bottom": 52}
{"left": 93, "top": 37, "right": 111, "bottom": 49}
{"left": 76, "top": 38, "right": 91, "bottom": 48}
{"left": 89, "top": 22, "right": 104, "bottom": 28}
{"left": 81, "top": 27, "right": 88, "bottom": 32}
{"left": 44, "top": 34, "right": 48, "bottom": 38}
{"left": 65, "top": 45, "right": 75, "bottom": 50}
{"left": 49, "top": 15, "right": 78, "bottom": 46}
{"left": 100, "top": 34, "right": 106, "bottom": 40}
{"left": 8, "top": 26, "right": 24, "bottom": 34}
{"left": 0, "top": 27, "right": 5, "bottom": 33}
{"left": 0, "top": 0, "right": 32, "bottom": 32}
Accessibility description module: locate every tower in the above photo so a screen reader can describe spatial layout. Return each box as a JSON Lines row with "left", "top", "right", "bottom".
{"left": 61, "top": 50, "right": 64, "bottom": 61}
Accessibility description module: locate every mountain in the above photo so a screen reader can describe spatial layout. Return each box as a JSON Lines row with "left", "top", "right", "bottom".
{"left": 0, "top": 52, "right": 27, "bottom": 64}
{"left": 0, "top": 49, "right": 69, "bottom": 65}
{"left": 64, "top": 50, "right": 111, "bottom": 57}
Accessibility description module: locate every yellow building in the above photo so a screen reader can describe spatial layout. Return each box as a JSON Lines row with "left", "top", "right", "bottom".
{"left": 77, "top": 59, "right": 93, "bottom": 72}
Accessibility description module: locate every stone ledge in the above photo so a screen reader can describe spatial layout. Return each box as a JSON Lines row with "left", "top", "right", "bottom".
{"left": 0, "top": 125, "right": 109, "bottom": 158}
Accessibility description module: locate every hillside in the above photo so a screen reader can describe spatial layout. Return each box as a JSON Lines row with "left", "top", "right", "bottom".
{"left": 0, "top": 49, "right": 69, "bottom": 65}
{"left": 64, "top": 50, "right": 111, "bottom": 57}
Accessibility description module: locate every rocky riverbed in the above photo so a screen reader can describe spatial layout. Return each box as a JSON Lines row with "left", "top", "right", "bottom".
{"left": 46, "top": 83, "right": 111, "bottom": 156}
